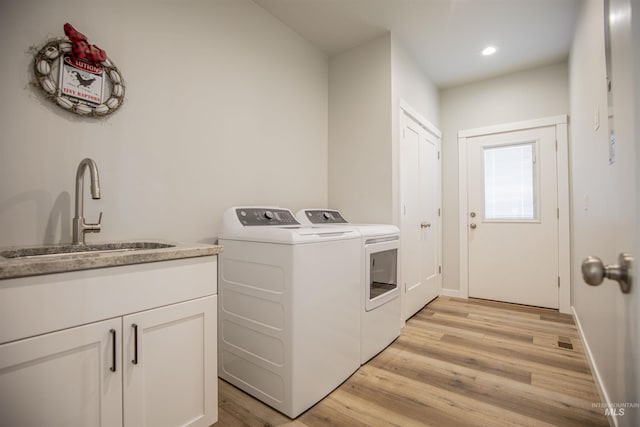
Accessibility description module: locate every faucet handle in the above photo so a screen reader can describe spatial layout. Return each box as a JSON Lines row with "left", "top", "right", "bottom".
{"left": 86, "top": 212, "right": 102, "bottom": 233}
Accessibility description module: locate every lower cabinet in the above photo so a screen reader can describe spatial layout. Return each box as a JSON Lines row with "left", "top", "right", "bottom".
{"left": 0, "top": 295, "right": 217, "bottom": 427}
{"left": 123, "top": 296, "right": 217, "bottom": 427}
{"left": 0, "top": 317, "right": 123, "bottom": 427}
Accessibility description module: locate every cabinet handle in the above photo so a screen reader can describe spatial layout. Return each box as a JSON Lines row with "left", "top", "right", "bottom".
{"left": 132, "top": 324, "right": 139, "bottom": 365}
{"left": 109, "top": 329, "right": 116, "bottom": 372}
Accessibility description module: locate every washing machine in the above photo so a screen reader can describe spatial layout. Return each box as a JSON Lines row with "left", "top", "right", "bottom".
{"left": 296, "top": 209, "right": 401, "bottom": 364}
{"left": 217, "top": 207, "right": 361, "bottom": 418}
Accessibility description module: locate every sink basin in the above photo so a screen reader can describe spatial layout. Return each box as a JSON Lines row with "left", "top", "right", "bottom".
{"left": 0, "top": 242, "right": 176, "bottom": 259}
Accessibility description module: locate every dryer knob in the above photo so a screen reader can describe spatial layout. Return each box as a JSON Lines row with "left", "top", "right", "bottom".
{"left": 322, "top": 212, "right": 333, "bottom": 220}
{"left": 264, "top": 211, "right": 274, "bottom": 220}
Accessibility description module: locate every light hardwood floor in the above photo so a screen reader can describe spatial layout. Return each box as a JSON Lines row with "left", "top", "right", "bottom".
{"left": 214, "top": 296, "right": 609, "bottom": 426}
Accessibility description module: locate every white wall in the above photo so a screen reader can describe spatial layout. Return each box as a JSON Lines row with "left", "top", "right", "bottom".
{"left": 569, "top": 0, "right": 618, "bottom": 413}
{"left": 328, "top": 34, "right": 392, "bottom": 223}
{"left": 390, "top": 35, "right": 440, "bottom": 225}
{"left": 439, "top": 62, "right": 569, "bottom": 293}
{"left": 0, "top": 0, "right": 328, "bottom": 246}
{"left": 390, "top": 36, "right": 439, "bottom": 128}
{"left": 328, "top": 34, "right": 439, "bottom": 225}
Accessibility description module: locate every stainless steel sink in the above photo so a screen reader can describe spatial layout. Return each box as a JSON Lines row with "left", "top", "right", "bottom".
{"left": 0, "top": 242, "right": 175, "bottom": 259}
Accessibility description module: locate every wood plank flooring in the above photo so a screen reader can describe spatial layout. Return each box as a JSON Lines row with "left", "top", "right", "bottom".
{"left": 213, "top": 296, "right": 608, "bottom": 426}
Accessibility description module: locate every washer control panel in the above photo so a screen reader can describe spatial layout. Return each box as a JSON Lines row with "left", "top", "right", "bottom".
{"left": 304, "top": 209, "right": 348, "bottom": 224}
{"left": 236, "top": 208, "right": 300, "bottom": 226}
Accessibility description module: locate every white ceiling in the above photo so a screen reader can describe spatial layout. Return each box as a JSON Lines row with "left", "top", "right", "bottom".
{"left": 253, "top": 0, "right": 581, "bottom": 88}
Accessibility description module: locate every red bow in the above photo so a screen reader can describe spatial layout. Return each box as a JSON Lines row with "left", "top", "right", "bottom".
{"left": 64, "top": 23, "right": 107, "bottom": 65}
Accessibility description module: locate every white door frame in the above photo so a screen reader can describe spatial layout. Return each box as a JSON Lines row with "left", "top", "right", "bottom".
{"left": 399, "top": 100, "right": 442, "bottom": 141}
{"left": 458, "top": 115, "right": 571, "bottom": 313}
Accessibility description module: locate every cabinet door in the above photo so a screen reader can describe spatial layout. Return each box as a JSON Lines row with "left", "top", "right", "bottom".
{"left": 0, "top": 318, "right": 122, "bottom": 427}
{"left": 123, "top": 296, "right": 217, "bottom": 427}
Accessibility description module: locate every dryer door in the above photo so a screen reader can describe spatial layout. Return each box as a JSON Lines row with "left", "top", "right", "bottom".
{"left": 365, "top": 239, "right": 399, "bottom": 311}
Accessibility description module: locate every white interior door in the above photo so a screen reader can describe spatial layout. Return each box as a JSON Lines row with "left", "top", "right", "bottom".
{"left": 608, "top": 0, "right": 640, "bottom": 420}
{"left": 580, "top": 1, "right": 638, "bottom": 423}
{"left": 400, "top": 110, "right": 441, "bottom": 320}
{"left": 466, "top": 126, "right": 559, "bottom": 308}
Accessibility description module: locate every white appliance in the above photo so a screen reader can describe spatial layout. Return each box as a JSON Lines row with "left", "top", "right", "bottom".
{"left": 217, "top": 207, "right": 361, "bottom": 418}
{"left": 296, "top": 209, "right": 401, "bottom": 364}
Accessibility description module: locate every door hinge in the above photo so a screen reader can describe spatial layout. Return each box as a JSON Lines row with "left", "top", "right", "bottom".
{"left": 438, "top": 208, "right": 441, "bottom": 216}
{"left": 439, "top": 266, "right": 442, "bottom": 274}
{"left": 558, "top": 277, "right": 561, "bottom": 288}
{"left": 438, "top": 151, "right": 441, "bottom": 160}
{"left": 557, "top": 208, "right": 560, "bottom": 219}
{"left": 555, "top": 139, "right": 558, "bottom": 151}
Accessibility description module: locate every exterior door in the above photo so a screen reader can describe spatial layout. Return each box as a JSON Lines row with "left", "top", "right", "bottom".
{"left": 400, "top": 109, "right": 441, "bottom": 320}
{"left": 466, "top": 126, "right": 559, "bottom": 308}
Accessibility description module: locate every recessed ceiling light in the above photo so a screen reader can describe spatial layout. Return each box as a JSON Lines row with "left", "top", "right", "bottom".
{"left": 482, "top": 46, "right": 497, "bottom": 56}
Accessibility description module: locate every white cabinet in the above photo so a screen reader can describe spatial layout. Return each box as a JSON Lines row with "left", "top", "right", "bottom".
{"left": 0, "top": 318, "right": 123, "bottom": 427}
{"left": 0, "top": 256, "right": 218, "bottom": 427}
{"left": 123, "top": 296, "right": 217, "bottom": 427}
{"left": 0, "top": 296, "right": 217, "bottom": 427}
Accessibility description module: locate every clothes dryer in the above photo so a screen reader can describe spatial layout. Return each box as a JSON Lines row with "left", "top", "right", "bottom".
{"left": 296, "top": 209, "right": 401, "bottom": 364}
{"left": 218, "top": 207, "right": 361, "bottom": 418}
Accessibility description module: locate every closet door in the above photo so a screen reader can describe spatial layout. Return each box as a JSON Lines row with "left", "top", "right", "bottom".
{"left": 400, "top": 109, "right": 441, "bottom": 320}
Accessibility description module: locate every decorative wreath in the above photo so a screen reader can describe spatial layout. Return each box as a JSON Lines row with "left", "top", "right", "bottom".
{"left": 32, "top": 24, "right": 125, "bottom": 117}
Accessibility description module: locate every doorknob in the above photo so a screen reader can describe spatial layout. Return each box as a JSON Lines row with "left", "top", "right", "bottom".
{"left": 421, "top": 222, "right": 431, "bottom": 229}
{"left": 469, "top": 223, "right": 477, "bottom": 229}
{"left": 581, "top": 253, "right": 633, "bottom": 293}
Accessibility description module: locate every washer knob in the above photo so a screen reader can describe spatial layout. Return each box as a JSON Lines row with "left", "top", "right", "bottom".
{"left": 264, "top": 211, "right": 274, "bottom": 220}
{"left": 322, "top": 212, "right": 333, "bottom": 220}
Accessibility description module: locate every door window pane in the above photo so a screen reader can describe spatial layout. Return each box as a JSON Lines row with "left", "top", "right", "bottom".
{"left": 483, "top": 143, "right": 536, "bottom": 220}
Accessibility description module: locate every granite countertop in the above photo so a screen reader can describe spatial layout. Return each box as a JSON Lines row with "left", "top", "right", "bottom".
{"left": 0, "top": 240, "right": 223, "bottom": 280}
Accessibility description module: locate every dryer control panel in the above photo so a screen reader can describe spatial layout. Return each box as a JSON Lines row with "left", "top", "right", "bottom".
{"left": 304, "top": 209, "right": 349, "bottom": 224}
{"left": 236, "top": 208, "right": 300, "bottom": 226}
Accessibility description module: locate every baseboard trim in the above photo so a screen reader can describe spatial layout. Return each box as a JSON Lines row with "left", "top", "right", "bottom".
{"left": 571, "top": 306, "right": 616, "bottom": 427}
{"left": 441, "top": 288, "right": 461, "bottom": 298}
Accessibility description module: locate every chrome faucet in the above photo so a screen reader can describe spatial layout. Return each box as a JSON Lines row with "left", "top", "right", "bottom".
{"left": 72, "top": 158, "right": 102, "bottom": 245}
